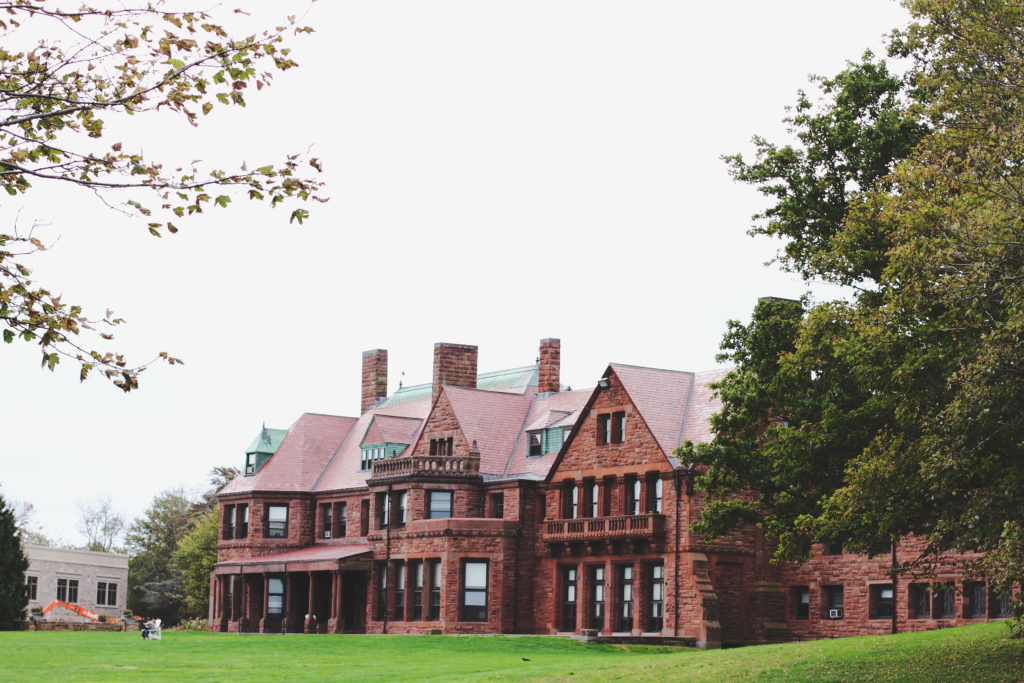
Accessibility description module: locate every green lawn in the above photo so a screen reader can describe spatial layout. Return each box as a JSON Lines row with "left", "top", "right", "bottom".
{"left": 0, "top": 622, "right": 1021, "bottom": 682}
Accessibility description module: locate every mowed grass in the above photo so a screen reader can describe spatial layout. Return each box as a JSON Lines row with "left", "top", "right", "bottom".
{"left": 0, "top": 621, "right": 1022, "bottom": 682}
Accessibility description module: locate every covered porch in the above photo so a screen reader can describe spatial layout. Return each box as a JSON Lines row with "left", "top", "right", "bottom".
{"left": 211, "top": 544, "right": 372, "bottom": 634}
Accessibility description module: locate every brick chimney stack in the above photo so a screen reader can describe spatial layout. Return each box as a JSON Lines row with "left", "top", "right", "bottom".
{"left": 538, "top": 338, "right": 560, "bottom": 394}
{"left": 361, "top": 349, "right": 388, "bottom": 413}
{"left": 433, "top": 342, "right": 478, "bottom": 403}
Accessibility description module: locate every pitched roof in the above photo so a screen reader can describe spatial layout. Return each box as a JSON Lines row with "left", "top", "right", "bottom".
{"left": 221, "top": 413, "right": 358, "bottom": 494}
{"left": 439, "top": 385, "right": 535, "bottom": 475}
{"left": 610, "top": 363, "right": 698, "bottom": 458}
{"left": 362, "top": 414, "right": 422, "bottom": 445}
{"left": 505, "top": 389, "right": 591, "bottom": 478}
{"left": 680, "top": 368, "right": 728, "bottom": 445}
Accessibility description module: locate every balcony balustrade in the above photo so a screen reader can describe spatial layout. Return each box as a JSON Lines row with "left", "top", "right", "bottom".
{"left": 370, "top": 454, "right": 480, "bottom": 479}
{"left": 543, "top": 513, "right": 665, "bottom": 543}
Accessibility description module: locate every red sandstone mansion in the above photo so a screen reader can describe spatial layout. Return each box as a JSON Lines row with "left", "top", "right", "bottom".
{"left": 210, "top": 339, "right": 1012, "bottom": 647}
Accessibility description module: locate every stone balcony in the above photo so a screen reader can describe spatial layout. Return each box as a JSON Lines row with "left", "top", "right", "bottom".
{"left": 369, "top": 454, "right": 481, "bottom": 481}
{"left": 543, "top": 513, "right": 666, "bottom": 543}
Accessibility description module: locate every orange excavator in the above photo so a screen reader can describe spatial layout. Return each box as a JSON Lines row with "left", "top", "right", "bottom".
{"left": 41, "top": 600, "right": 102, "bottom": 621}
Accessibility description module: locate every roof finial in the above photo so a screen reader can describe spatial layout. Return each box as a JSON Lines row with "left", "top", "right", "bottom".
{"left": 470, "top": 440, "right": 480, "bottom": 457}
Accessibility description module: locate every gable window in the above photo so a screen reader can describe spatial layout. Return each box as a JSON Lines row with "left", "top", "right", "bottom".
{"left": 528, "top": 431, "right": 543, "bottom": 457}
{"left": 823, "top": 585, "right": 844, "bottom": 619}
{"left": 429, "top": 437, "right": 454, "bottom": 456}
{"left": 793, "top": 586, "right": 810, "bottom": 620}
{"left": 428, "top": 490, "right": 453, "bottom": 519}
{"left": 909, "top": 583, "right": 930, "bottom": 619}
{"left": 25, "top": 576, "right": 37, "bottom": 602}
{"left": 267, "top": 577, "right": 284, "bottom": 616}
{"left": 462, "top": 560, "right": 488, "bottom": 622}
{"left": 870, "top": 584, "right": 894, "bottom": 619}
{"left": 964, "top": 581, "right": 987, "bottom": 618}
{"left": 97, "top": 582, "right": 117, "bottom": 606}
{"left": 266, "top": 504, "right": 288, "bottom": 538}
{"left": 428, "top": 559, "right": 442, "bottom": 620}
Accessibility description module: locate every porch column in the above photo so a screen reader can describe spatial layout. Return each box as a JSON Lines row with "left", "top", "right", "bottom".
{"left": 305, "top": 571, "right": 317, "bottom": 633}
{"left": 576, "top": 562, "right": 586, "bottom": 633}
{"left": 603, "top": 559, "right": 613, "bottom": 634}
{"left": 329, "top": 570, "right": 344, "bottom": 633}
{"left": 632, "top": 559, "right": 644, "bottom": 634}
{"left": 260, "top": 573, "right": 270, "bottom": 632}
{"left": 281, "top": 573, "right": 294, "bottom": 633}
{"left": 233, "top": 575, "right": 243, "bottom": 629}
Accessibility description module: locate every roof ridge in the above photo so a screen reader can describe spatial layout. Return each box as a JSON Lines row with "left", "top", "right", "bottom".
{"left": 609, "top": 362, "right": 696, "bottom": 375}
{"left": 302, "top": 411, "right": 358, "bottom": 419}
{"left": 443, "top": 385, "right": 531, "bottom": 398}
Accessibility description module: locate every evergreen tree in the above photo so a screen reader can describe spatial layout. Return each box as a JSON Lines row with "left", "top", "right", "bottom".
{"left": 0, "top": 493, "right": 29, "bottom": 629}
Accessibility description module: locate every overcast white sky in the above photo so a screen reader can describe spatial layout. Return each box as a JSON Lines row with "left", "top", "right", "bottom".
{"left": 1, "top": 1, "right": 911, "bottom": 545}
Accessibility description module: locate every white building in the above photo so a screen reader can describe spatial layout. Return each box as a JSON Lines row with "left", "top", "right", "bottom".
{"left": 24, "top": 545, "right": 128, "bottom": 621}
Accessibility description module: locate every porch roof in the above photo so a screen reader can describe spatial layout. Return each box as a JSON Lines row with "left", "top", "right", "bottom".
{"left": 213, "top": 543, "right": 372, "bottom": 574}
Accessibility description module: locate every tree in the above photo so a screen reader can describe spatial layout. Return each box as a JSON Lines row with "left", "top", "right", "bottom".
{"left": 686, "top": 0, "right": 1024, "bottom": 584}
{"left": 0, "top": 2, "right": 324, "bottom": 391}
{"left": 173, "top": 509, "right": 218, "bottom": 620}
{"left": 125, "top": 487, "right": 193, "bottom": 623}
{"left": 0, "top": 493, "right": 29, "bottom": 629}
{"left": 77, "top": 496, "right": 125, "bottom": 552}
{"left": 10, "top": 498, "right": 51, "bottom": 546}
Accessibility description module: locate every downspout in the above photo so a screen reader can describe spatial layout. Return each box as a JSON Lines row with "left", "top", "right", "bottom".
{"left": 383, "top": 484, "right": 392, "bottom": 635}
{"left": 891, "top": 538, "right": 898, "bottom": 635}
{"left": 673, "top": 468, "right": 682, "bottom": 637}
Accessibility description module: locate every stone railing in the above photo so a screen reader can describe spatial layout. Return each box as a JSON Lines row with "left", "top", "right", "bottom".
{"left": 370, "top": 455, "right": 480, "bottom": 478}
{"left": 543, "top": 513, "right": 665, "bottom": 542}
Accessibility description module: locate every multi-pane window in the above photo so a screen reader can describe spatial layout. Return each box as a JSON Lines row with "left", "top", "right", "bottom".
{"left": 377, "top": 492, "right": 391, "bottom": 528}
{"left": 587, "top": 481, "right": 599, "bottom": 518}
{"left": 651, "top": 477, "right": 663, "bottom": 514}
{"left": 266, "top": 504, "right": 288, "bottom": 538}
{"left": 965, "top": 581, "right": 987, "bottom": 618}
{"left": 462, "top": 560, "right": 488, "bottom": 622}
{"left": 411, "top": 560, "right": 424, "bottom": 620}
{"left": 602, "top": 477, "right": 615, "bottom": 516}
{"left": 395, "top": 491, "right": 408, "bottom": 528}
{"left": 793, "top": 586, "right": 810, "bottom": 619}
{"left": 596, "top": 412, "right": 625, "bottom": 445}
{"left": 626, "top": 477, "right": 641, "bottom": 516}
{"left": 238, "top": 504, "right": 249, "bottom": 538}
{"left": 648, "top": 563, "right": 664, "bottom": 632}
{"left": 57, "top": 578, "right": 79, "bottom": 603}
{"left": 823, "top": 585, "right": 844, "bottom": 619}
{"left": 376, "top": 562, "right": 388, "bottom": 620}
{"left": 429, "top": 560, "right": 442, "bottom": 620}
{"left": 360, "top": 446, "right": 393, "bottom": 471}
{"left": 25, "top": 576, "right": 37, "bottom": 601}
{"left": 935, "top": 583, "right": 956, "bottom": 618}
{"left": 334, "top": 502, "right": 347, "bottom": 538}
{"left": 393, "top": 561, "right": 406, "bottom": 621}
{"left": 528, "top": 431, "right": 543, "bottom": 456}
{"left": 97, "top": 582, "right": 117, "bottom": 606}
{"left": 224, "top": 504, "right": 236, "bottom": 539}
{"left": 618, "top": 565, "right": 634, "bottom": 631}
{"left": 992, "top": 590, "right": 1013, "bottom": 618}
{"left": 245, "top": 452, "right": 257, "bottom": 475}
{"left": 590, "top": 566, "right": 605, "bottom": 630}
{"left": 562, "top": 566, "right": 578, "bottom": 632}
{"left": 320, "top": 503, "right": 333, "bottom": 538}
{"left": 870, "top": 584, "right": 894, "bottom": 619}
{"left": 909, "top": 584, "right": 931, "bottom": 619}
{"left": 565, "top": 483, "right": 579, "bottom": 519}
{"left": 429, "top": 437, "right": 454, "bottom": 456}
{"left": 267, "top": 577, "right": 284, "bottom": 615}
{"left": 488, "top": 493, "right": 504, "bottom": 519}
{"left": 428, "top": 491, "right": 453, "bottom": 519}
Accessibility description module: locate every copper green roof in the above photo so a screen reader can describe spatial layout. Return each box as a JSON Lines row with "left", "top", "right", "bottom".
{"left": 376, "top": 366, "right": 538, "bottom": 407}
{"left": 246, "top": 427, "right": 288, "bottom": 455}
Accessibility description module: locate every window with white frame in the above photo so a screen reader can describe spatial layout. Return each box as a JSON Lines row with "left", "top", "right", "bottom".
{"left": 462, "top": 560, "right": 488, "bottom": 622}
{"left": 266, "top": 504, "right": 288, "bottom": 538}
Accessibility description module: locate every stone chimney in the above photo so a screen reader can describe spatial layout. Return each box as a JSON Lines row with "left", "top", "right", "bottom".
{"left": 361, "top": 349, "right": 388, "bottom": 413}
{"left": 433, "top": 342, "right": 478, "bottom": 403}
{"left": 538, "top": 338, "right": 560, "bottom": 394}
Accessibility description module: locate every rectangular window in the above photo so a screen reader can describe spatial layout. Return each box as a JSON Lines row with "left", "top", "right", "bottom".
{"left": 266, "top": 504, "right": 288, "bottom": 538}
{"left": 564, "top": 482, "right": 579, "bottom": 520}
{"left": 528, "top": 431, "right": 543, "bottom": 456}
{"left": 428, "top": 490, "right": 452, "bottom": 519}
{"left": 238, "top": 504, "right": 249, "bottom": 538}
{"left": 626, "top": 476, "right": 641, "bottom": 516}
{"left": 992, "top": 589, "right": 1013, "bottom": 618}
{"left": 393, "top": 561, "right": 406, "bottom": 621}
{"left": 97, "top": 582, "right": 118, "bottom": 606}
{"left": 590, "top": 566, "right": 605, "bottom": 631}
{"left": 224, "top": 504, "right": 236, "bottom": 540}
{"left": 586, "top": 481, "right": 599, "bottom": 518}
{"left": 648, "top": 474, "right": 663, "bottom": 514}
{"left": 428, "top": 559, "right": 442, "bottom": 620}
{"left": 57, "top": 578, "right": 67, "bottom": 602}
{"left": 870, "top": 584, "right": 894, "bottom": 619}
{"left": 395, "top": 491, "right": 408, "bottom": 528}
{"left": 562, "top": 566, "right": 578, "bottom": 632}
{"left": 823, "top": 541, "right": 844, "bottom": 556}
{"left": 360, "top": 499, "right": 370, "bottom": 536}
{"left": 602, "top": 476, "right": 615, "bottom": 516}
{"left": 107, "top": 582, "right": 117, "bottom": 606}
{"left": 377, "top": 492, "right": 390, "bottom": 528}
{"left": 334, "top": 502, "right": 347, "bottom": 538}
{"left": 793, "top": 586, "right": 809, "bottom": 620}
{"left": 909, "top": 583, "right": 931, "bottom": 619}
{"left": 245, "top": 452, "right": 257, "bottom": 475}
{"left": 320, "top": 503, "right": 333, "bottom": 538}
{"left": 965, "top": 581, "right": 987, "bottom": 618}
{"left": 430, "top": 438, "right": 454, "bottom": 456}
{"left": 488, "top": 492, "right": 504, "bottom": 519}
{"left": 25, "top": 576, "right": 37, "bottom": 602}
{"left": 824, "top": 585, "right": 844, "bottom": 619}
{"left": 267, "top": 577, "right": 284, "bottom": 616}
{"left": 648, "top": 563, "right": 664, "bottom": 632}
{"left": 411, "top": 560, "right": 423, "bottom": 621}
{"left": 597, "top": 413, "right": 610, "bottom": 445}
{"left": 462, "top": 560, "right": 488, "bottom": 622}
{"left": 611, "top": 411, "right": 625, "bottom": 444}
{"left": 934, "top": 583, "right": 956, "bottom": 618}
{"left": 376, "top": 562, "right": 388, "bottom": 620}
{"left": 618, "top": 565, "right": 634, "bottom": 631}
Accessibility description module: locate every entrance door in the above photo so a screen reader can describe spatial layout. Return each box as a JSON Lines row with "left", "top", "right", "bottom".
{"left": 341, "top": 570, "right": 368, "bottom": 633}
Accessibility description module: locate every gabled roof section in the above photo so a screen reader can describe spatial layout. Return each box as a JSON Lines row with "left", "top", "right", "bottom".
{"left": 680, "top": 368, "right": 728, "bottom": 446}
{"left": 610, "top": 363, "right": 697, "bottom": 457}
{"left": 221, "top": 413, "right": 358, "bottom": 494}
{"left": 505, "top": 389, "right": 590, "bottom": 478}
{"left": 440, "top": 385, "right": 535, "bottom": 475}
{"left": 362, "top": 414, "right": 422, "bottom": 446}
{"left": 313, "top": 396, "right": 432, "bottom": 492}
{"left": 375, "top": 365, "right": 538, "bottom": 408}
{"left": 246, "top": 427, "right": 288, "bottom": 455}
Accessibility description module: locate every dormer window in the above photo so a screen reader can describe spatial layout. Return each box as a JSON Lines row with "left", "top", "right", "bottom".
{"left": 528, "top": 431, "right": 543, "bottom": 457}
{"left": 245, "top": 453, "right": 256, "bottom": 475}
